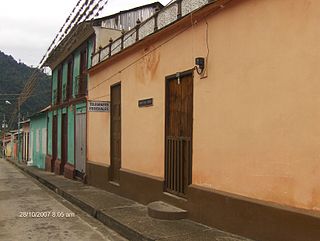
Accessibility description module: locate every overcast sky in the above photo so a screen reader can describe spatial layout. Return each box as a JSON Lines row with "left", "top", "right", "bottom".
{"left": 0, "top": 0, "right": 171, "bottom": 67}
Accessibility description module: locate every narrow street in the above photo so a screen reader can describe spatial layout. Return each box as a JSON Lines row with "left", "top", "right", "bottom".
{"left": 0, "top": 158, "right": 126, "bottom": 241}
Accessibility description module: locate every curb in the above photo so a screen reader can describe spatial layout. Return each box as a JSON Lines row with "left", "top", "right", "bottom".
{"left": 6, "top": 158, "right": 154, "bottom": 241}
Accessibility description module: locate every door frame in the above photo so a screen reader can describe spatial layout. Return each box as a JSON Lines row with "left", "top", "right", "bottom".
{"left": 164, "top": 69, "right": 194, "bottom": 197}
{"left": 61, "top": 113, "right": 68, "bottom": 174}
{"left": 109, "top": 82, "right": 121, "bottom": 183}
{"left": 75, "top": 112, "right": 87, "bottom": 177}
{"left": 52, "top": 114, "right": 58, "bottom": 172}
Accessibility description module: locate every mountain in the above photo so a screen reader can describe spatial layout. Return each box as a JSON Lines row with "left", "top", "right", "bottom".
{"left": 0, "top": 51, "right": 51, "bottom": 128}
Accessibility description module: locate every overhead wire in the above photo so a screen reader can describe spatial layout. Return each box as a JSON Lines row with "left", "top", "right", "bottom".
{"left": 88, "top": 1, "right": 230, "bottom": 97}
{"left": 45, "top": 0, "right": 88, "bottom": 62}
{"left": 7, "top": 0, "right": 110, "bottom": 129}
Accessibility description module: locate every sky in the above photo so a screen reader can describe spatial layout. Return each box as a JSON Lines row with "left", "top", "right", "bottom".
{"left": 0, "top": 0, "right": 171, "bottom": 67}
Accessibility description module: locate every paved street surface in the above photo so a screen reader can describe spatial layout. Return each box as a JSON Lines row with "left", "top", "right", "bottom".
{"left": 0, "top": 158, "right": 127, "bottom": 241}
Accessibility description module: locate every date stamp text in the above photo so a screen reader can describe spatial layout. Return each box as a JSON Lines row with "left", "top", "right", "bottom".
{"left": 18, "top": 211, "right": 75, "bottom": 218}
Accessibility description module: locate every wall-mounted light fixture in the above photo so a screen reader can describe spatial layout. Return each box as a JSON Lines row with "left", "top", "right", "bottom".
{"left": 195, "top": 57, "right": 205, "bottom": 75}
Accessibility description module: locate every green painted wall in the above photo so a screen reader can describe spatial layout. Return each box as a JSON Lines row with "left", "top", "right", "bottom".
{"left": 30, "top": 113, "right": 47, "bottom": 169}
{"left": 57, "top": 109, "right": 62, "bottom": 160}
{"left": 76, "top": 102, "right": 87, "bottom": 114}
{"left": 47, "top": 112, "right": 52, "bottom": 155}
{"left": 62, "top": 107, "right": 67, "bottom": 114}
{"left": 52, "top": 36, "right": 94, "bottom": 101}
{"left": 87, "top": 38, "right": 94, "bottom": 68}
{"left": 52, "top": 69, "right": 58, "bottom": 104}
{"left": 49, "top": 37, "right": 94, "bottom": 164}
{"left": 67, "top": 106, "right": 75, "bottom": 165}
{"left": 62, "top": 63, "right": 68, "bottom": 101}
{"left": 73, "top": 51, "right": 80, "bottom": 98}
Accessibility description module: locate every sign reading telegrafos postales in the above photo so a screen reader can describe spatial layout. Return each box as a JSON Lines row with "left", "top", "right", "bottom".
{"left": 88, "top": 101, "right": 110, "bottom": 112}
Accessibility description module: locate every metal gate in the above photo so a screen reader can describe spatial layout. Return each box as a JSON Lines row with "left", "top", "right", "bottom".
{"left": 165, "top": 136, "right": 192, "bottom": 195}
{"left": 75, "top": 113, "right": 86, "bottom": 175}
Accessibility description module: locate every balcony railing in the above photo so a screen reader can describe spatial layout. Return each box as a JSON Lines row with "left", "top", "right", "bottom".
{"left": 92, "top": 0, "right": 211, "bottom": 67}
{"left": 75, "top": 75, "right": 88, "bottom": 98}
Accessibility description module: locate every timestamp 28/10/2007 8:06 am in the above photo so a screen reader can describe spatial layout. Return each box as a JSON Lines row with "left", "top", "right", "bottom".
{"left": 18, "top": 211, "right": 75, "bottom": 218}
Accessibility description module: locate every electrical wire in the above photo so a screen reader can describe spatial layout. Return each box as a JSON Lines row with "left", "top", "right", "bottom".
{"left": 88, "top": 0, "right": 230, "bottom": 98}
{"left": 88, "top": 24, "right": 191, "bottom": 94}
{"left": 88, "top": 0, "right": 231, "bottom": 97}
{"left": 7, "top": 0, "right": 110, "bottom": 129}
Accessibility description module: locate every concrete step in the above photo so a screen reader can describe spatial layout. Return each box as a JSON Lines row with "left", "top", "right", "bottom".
{"left": 147, "top": 201, "right": 188, "bottom": 220}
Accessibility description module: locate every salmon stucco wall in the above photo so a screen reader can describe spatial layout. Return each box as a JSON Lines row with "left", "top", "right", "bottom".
{"left": 88, "top": 0, "right": 320, "bottom": 212}
{"left": 88, "top": 31, "right": 196, "bottom": 177}
{"left": 191, "top": 0, "right": 320, "bottom": 212}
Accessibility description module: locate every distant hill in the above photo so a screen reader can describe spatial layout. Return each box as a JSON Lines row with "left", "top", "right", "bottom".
{"left": 0, "top": 50, "right": 51, "bottom": 128}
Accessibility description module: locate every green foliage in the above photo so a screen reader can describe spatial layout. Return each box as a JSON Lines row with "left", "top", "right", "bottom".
{"left": 0, "top": 51, "right": 51, "bottom": 124}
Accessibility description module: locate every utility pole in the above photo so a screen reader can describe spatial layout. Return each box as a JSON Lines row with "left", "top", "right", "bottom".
{"left": 17, "top": 98, "right": 21, "bottom": 162}
{"left": 1, "top": 114, "right": 4, "bottom": 158}
{"left": 2, "top": 106, "right": 9, "bottom": 158}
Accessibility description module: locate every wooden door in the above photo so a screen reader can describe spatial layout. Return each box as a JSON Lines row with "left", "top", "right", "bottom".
{"left": 110, "top": 84, "right": 121, "bottom": 183}
{"left": 165, "top": 72, "right": 193, "bottom": 196}
{"left": 79, "top": 49, "right": 87, "bottom": 96}
{"left": 75, "top": 113, "right": 86, "bottom": 176}
{"left": 61, "top": 113, "right": 68, "bottom": 174}
{"left": 52, "top": 115, "right": 58, "bottom": 172}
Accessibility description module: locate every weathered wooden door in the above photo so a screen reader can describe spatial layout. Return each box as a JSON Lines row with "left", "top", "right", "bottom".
{"left": 52, "top": 115, "right": 58, "bottom": 172}
{"left": 75, "top": 113, "right": 86, "bottom": 175}
{"left": 165, "top": 72, "right": 193, "bottom": 196}
{"left": 79, "top": 49, "right": 87, "bottom": 96}
{"left": 61, "top": 113, "right": 68, "bottom": 174}
{"left": 110, "top": 84, "right": 121, "bottom": 183}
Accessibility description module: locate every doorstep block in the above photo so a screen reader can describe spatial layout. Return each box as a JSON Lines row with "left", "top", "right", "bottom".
{"left": 64, "top": 163, "right": 75, "bottom": 179}
{"left": 54, "top": 159, "right": 62, "bottom": 175}
{"left": 148, "top": 201, "right": 188, "bottom": 220}
{"left": 45, "top": 155, "right": 53, "bottom": 172}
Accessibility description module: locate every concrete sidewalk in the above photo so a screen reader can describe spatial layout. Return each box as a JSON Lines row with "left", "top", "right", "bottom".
{"left": 5, "top": 158, "right": 253, "bottom": 241}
